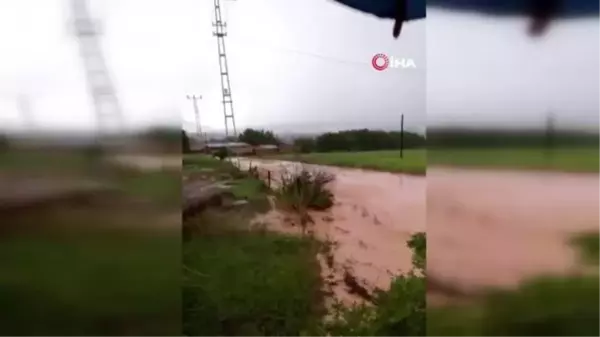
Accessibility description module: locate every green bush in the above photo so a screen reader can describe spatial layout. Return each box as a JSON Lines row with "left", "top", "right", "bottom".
{"left": 276, "top": 169, "right": 335, "bottom": 212}
{"left": 214, "top": 148, "right": 229, "bottom": 161}
{"left": 0, "top": 134, "right": 9, "bottom": 152}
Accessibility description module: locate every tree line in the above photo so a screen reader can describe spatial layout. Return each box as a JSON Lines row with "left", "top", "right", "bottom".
{"left": 182, "top": 128, "right": 425, "bottom": 153}
{"left": 294, "top": 129, "right": 425, "bottom": 153}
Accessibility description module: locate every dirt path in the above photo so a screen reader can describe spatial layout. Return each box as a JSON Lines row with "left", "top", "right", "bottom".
{"left": 234, "top": 158, "right": 426, "bottom": 305}
{"left": 427, "top": 167, "right": 599, "bottom": 302}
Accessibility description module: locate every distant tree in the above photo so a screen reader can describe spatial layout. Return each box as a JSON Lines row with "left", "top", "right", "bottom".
{"left": 293, "top": 137, "right": 316, "bottom": 153}
{"left": 214, "top": 147, "right": 229, "bottom": 161}
{"left": 0, "top": 134, "right": 9, "bottom": 153}
{"left": 182, "top": 130, "right": 191, "bottom": 153}
{"left": 313, "top": 129, "right": 425, "bottom": 152}
{"left": 238, "top": 128, "right": 279, "bottom": 146}
{"left": 142, "top": 127, "right": 181, "bottom": 152}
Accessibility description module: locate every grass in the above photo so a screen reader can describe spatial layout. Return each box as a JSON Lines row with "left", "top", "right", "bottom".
{"left": 275, "top": 168, "right": 336, "bottom": 232}
{"left": 0, "top": 208, "right": 181, "bottom": 336}
{"left": 184, "top": 154, "right": 270, "bottom": 213}
{"left": 115, "top": 170, "right": 181, "bottom": 208}
{"left": 183, "top": 224, "right": 323, "bottom": 336}
{"left": 182, "top": 155, "right": 325, "bottom": 336}
{"left": 272, "top": 149, "right": 425, "bottom": 175}
{"left": 183, "top": 154, "right": 224, "bottom": 170}
{"left": 428, "top": 148, "right": 599, "bottom": 173}
{"left": 571, "top": 231, "right": 599, "bottom": 265}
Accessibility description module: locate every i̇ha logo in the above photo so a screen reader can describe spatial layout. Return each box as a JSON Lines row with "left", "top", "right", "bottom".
{"left": 371, "top": 53, "right": 416, "bottom": 71}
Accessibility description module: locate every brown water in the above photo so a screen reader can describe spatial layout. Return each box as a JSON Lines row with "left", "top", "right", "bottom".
{"left": 235, "top": 158, "right": 426, "bottom": 305}
{"left": 427, "top": 167, "right": 599, "bottom": 301}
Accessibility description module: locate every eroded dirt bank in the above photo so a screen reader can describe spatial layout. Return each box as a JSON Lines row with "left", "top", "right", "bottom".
{"left": 427, "top": 167, "right": 599, "bottom": 302}
{"left": 234, "top": 158, "right": 426, "bottom": 305}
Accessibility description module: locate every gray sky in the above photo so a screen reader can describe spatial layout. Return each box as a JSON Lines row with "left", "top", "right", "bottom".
{"left": 427, "top": 8, "right": 599, "bottom": 131}
{"left": 193, "top": 0, "right": 426, "bottom": 134}
{"left": 0, "top": 1, "right": 597, "bottom": 134}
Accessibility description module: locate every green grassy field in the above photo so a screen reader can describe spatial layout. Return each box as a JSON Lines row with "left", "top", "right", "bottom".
{"left": 182, "top": 155, "right": 325, "bottom": 335}
{"left": 0, "top": 209, "right": 181, "bottom": 336}
{"left": 428, "top": 148, "right": 599, "bottom": 173}
{"left": 272, "top": 149, "right": 426, "bottom": 175}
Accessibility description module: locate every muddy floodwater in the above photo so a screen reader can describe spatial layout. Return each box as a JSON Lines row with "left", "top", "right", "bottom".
{"left": 234, "top": 158, "right": 426, "bottom": 304}
{"left": 427, "top": 167, "right": 599, "bottom": 302}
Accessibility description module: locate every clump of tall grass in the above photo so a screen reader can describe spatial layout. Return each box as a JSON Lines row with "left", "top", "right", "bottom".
{"left": 274, "top": 166, "right": 335, "bottom": 233}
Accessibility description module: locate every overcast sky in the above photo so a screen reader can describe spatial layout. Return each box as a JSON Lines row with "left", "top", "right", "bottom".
{"left": 0, "top": 0, "right": 597, "bottom": 134}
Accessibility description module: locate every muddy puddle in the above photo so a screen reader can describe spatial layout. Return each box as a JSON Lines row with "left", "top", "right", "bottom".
{"left": 235, "top": 158, "right": 426, "bottom": 306}
{"left": 427, "top": 167, "right": 599, "bottom": 303}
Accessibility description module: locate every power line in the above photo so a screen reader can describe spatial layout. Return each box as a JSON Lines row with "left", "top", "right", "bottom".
{"left": 228, "top": 36, "right": 372, "bottom": 68}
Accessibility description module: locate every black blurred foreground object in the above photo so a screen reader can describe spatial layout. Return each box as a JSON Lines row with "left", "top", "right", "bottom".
{"left": 331, "top": 0, "right": 425, "bottom": 38}
{"left": 428, "top": 0, "right": 599, "bottom": 36}
{"left": 332, "top": 0, "right": 599, "bottom": 38}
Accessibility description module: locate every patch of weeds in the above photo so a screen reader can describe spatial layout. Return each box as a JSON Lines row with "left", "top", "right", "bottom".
{"left": 117, "top": 170, "right": 180, "bottom": 208}
{"left": 276, "top": 168, "right": 335, "bottom": 212}
{"left": 407, "top": 232, "right": 426, "bottom": 271}
{"left": 183, "top": 154, "right": 223, "bottom": 170}
{"left": 0, "top": 212, "right": 181, "bottom": 336}
{"left": 571, "top": 231, "right": 599, "bottom": 265}
{"left": 275, "top": 168, "right": 335, "bottom": 234}
{"left": 183, "top": 229, "right": 324, "bottom": 336}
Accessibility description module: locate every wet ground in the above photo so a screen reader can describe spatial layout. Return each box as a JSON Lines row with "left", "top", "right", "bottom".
{"left": 427, "top": 167, "right": 599, "bottom": 302}
{"left": 234, "top": 158, "right": 426, "bottom": 305}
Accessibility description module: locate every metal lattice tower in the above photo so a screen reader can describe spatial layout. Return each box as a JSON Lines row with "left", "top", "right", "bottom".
{"left": 212, "top": 0, "right": 237, "bottom": 139}
{"left": 70, "top": 0, "right": 123, "bottom": 139}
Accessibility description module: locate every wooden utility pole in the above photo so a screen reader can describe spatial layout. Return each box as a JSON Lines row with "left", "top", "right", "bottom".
{"left": 400, "top": 114, "right": 404, "bottom": 158}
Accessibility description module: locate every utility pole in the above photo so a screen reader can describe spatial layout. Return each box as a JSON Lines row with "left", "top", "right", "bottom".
{"left": 186, "top": 94, "right": 202, "bottom": 136}
{"left": 400, "top": 114, "right": 404, "bottom": 159}
{"left": 213, "top": 0, "right": 237, "bottom": 140}
{"left": 545, "top": 111, "right": 555, "bottom": 166}
{"left": 70, "top": 0, "right": 123, "bottom": 144}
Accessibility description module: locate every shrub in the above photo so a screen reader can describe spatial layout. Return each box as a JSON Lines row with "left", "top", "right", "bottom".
{"left": 0, "top": 134, "right": 9, "bottom": 152}
{"left": 214, "top": 148, "right": 229, "bottom": 161}
{"left": 275, "top": 168, "right": 335, "bottom": 233}
{"left": 277, "top": 168, "right": 335, "bottom": 212}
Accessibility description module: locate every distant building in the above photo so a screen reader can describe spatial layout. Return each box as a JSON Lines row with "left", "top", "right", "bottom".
{"left": 203, "top": 142, "right": 254, "bottom": 156}
{"left": 254, "top": 144, "right": 280, "bottom": 155}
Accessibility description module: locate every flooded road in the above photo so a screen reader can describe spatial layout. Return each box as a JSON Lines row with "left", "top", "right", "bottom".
{"left": 234, "top": 158, "right": 426, "bottom": 304}
{"left": 427, "top": 167, "right": 599, "bottom": 301}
